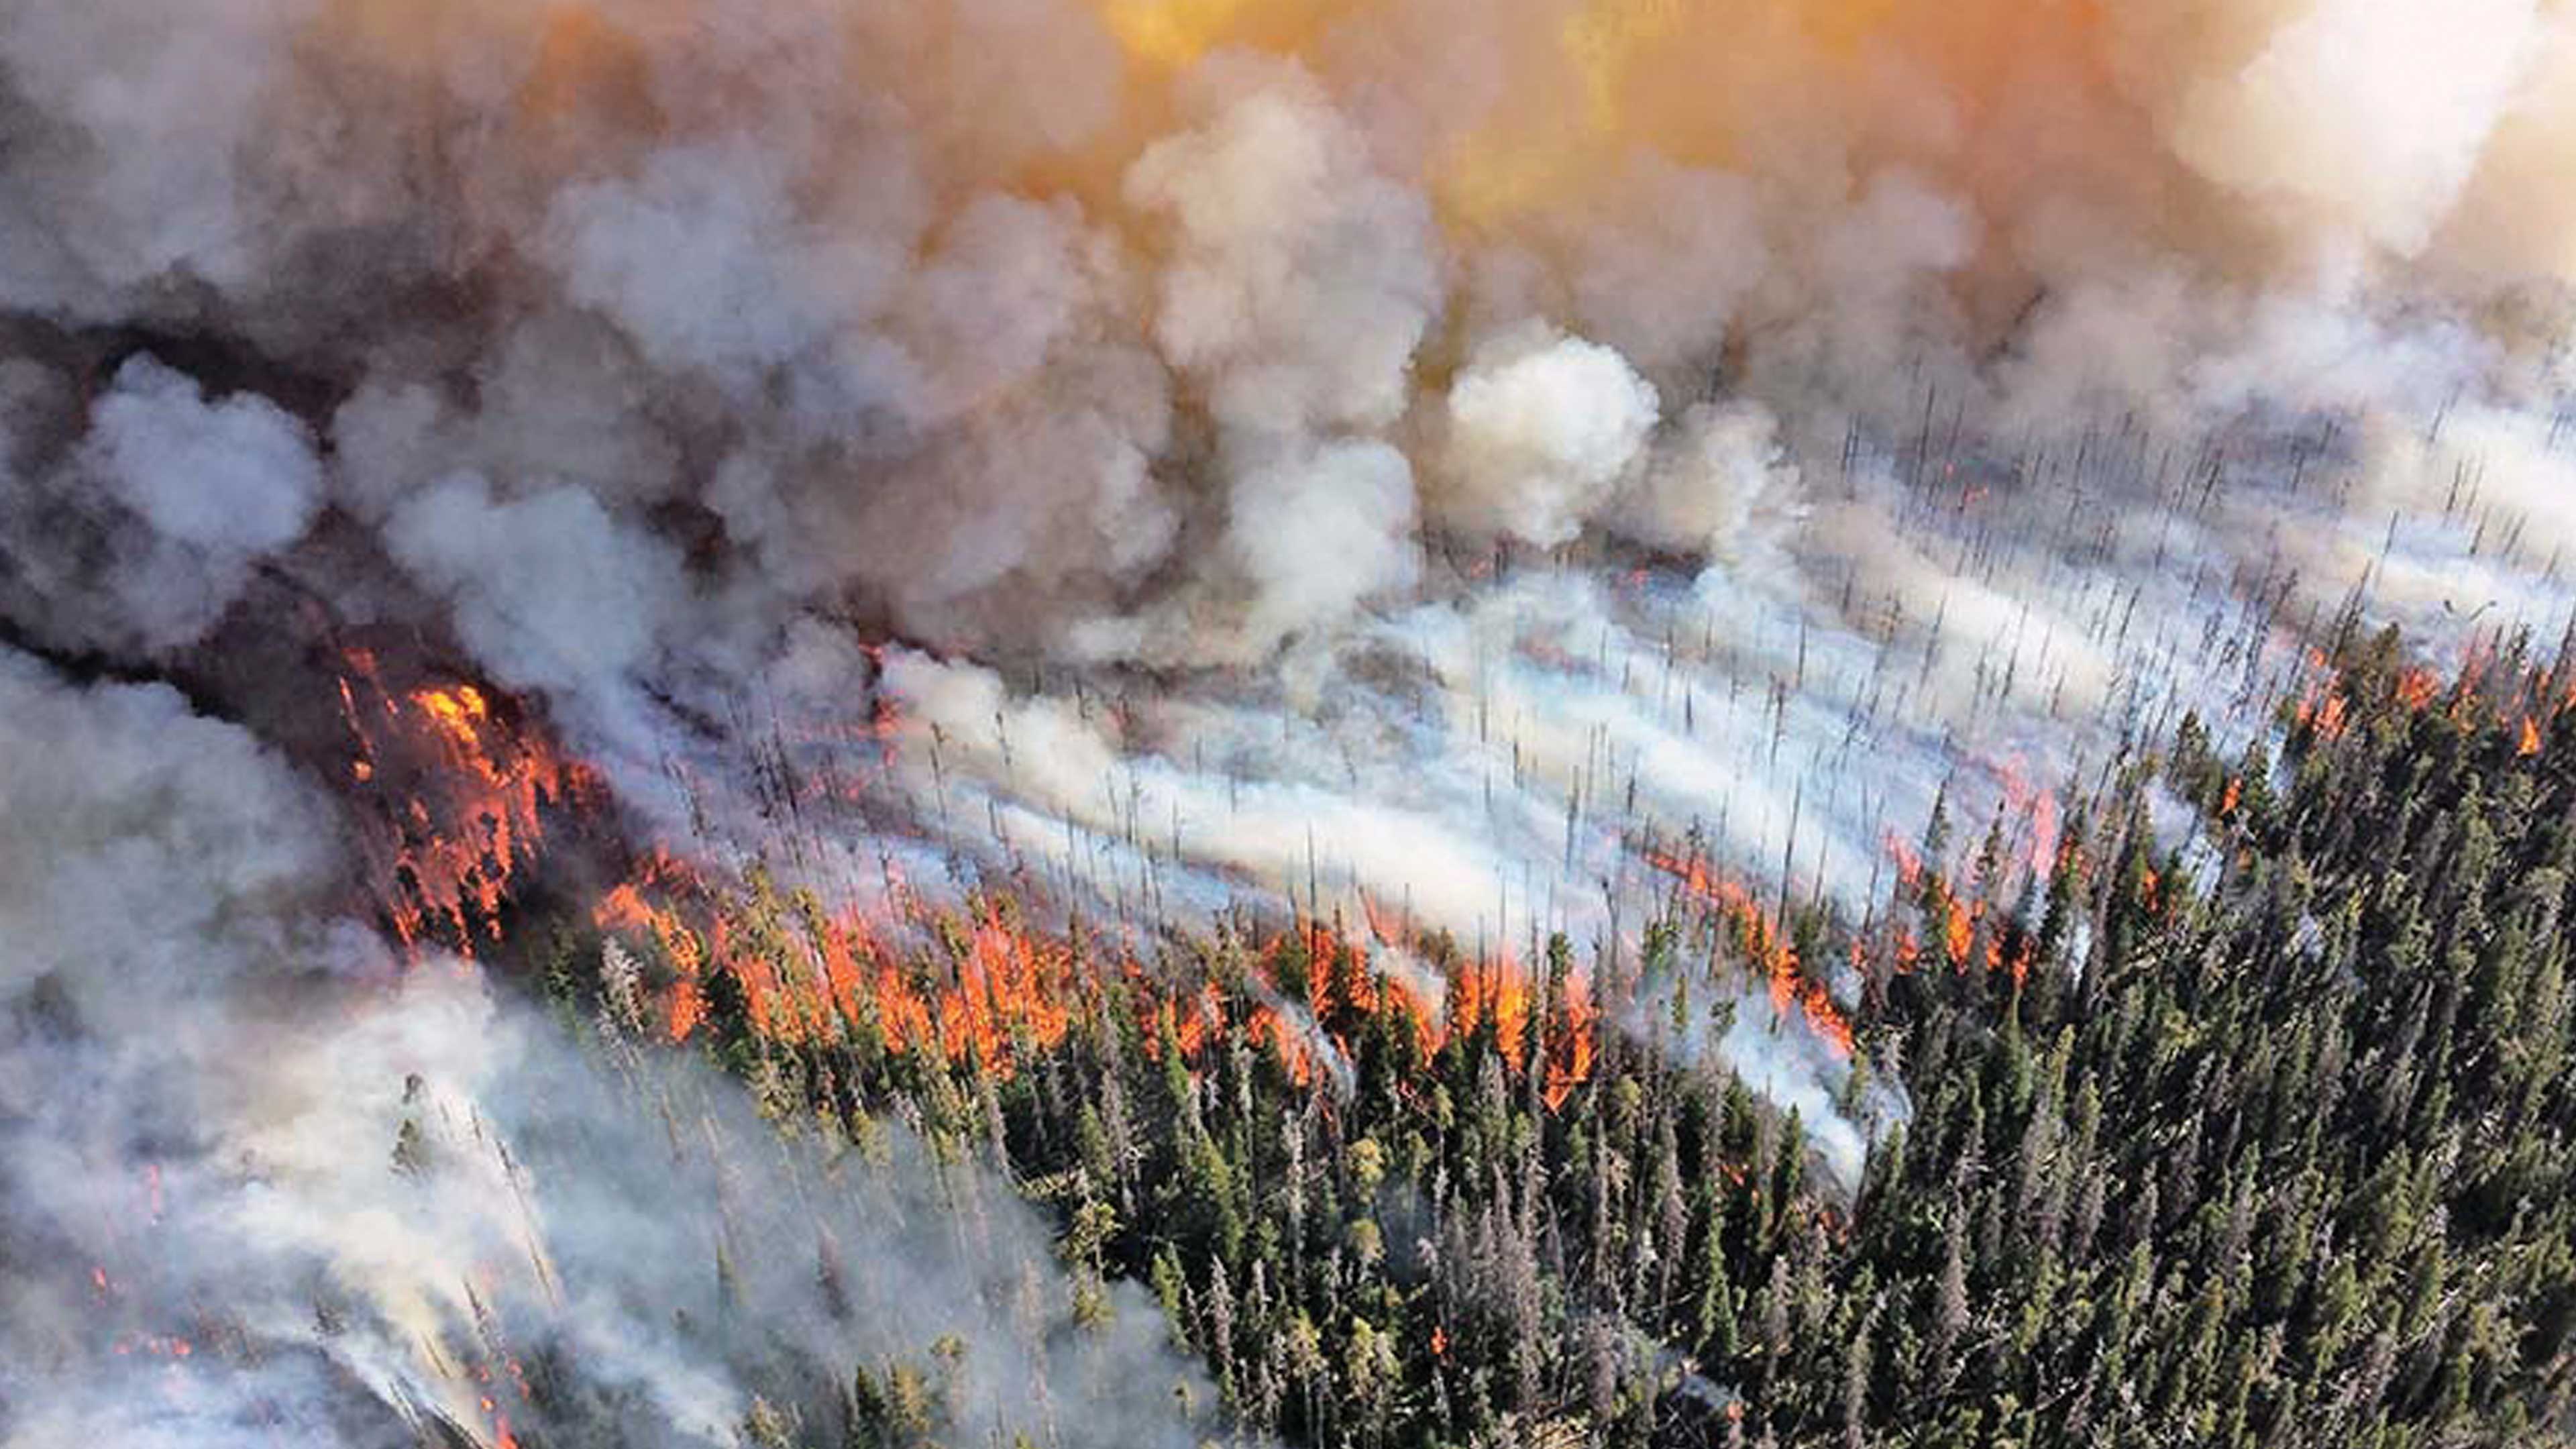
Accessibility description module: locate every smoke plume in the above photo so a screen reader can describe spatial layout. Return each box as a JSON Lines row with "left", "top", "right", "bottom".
{"left": 11, "top": 0, "right": 2576, "bottom": 1433}
{"left": 0, "top": 648, "right": 1224, "bottom": 1446}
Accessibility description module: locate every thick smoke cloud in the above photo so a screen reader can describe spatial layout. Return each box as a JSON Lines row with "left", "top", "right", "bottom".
{"left": 0, "top": 356, "right": 322, "bottom": 654}
{"left": 1436, "top": 326, "right": 1658, "bottom": 548}
{"left": 1611, "top": 400, "right": 1805, "bottom": 571}
{"left": 1129, "top": 60, "right": 1440, "bottom": 443}
{"left": 2162, "top": 0, "right": 2538, "bottom": 257}
{"left": 11, "top": 0, "right": 2576, "bottom": 1426}
{"left": 385, "top": 472, "right": 699, "bottom": 770}
{"left": 7, "top": 0, "right": 2571, "bottom": 699}
{"left": 0, "top": 648, "right": 1226, "bottom": 1446}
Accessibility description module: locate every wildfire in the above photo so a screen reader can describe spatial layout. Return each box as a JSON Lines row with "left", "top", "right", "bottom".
{"left": 1882, "top": 829, "right": 1922, "bottom": 884}
{"left": 1644, "top": 849, "right": 1854, "bottom": 1058}
{"left": 1882, "top": 828, "right": 2037, "bottom": 987}
{"left": 2293, "top": 685, "right": 2349, "bottom": 741}
{"left": 2396, "top": 667, "right": 2439, "bottom": 712}
{"left": 338, "top": 649, "right": 595, "bottom": 953}
{"left": 1997, "top": 759, "right": 2060, "bottom": 873}
{"left": 1942, "top": 895, "right": 1973, "bottom": 970}
{"left": 417, "top": 684, "right": 490, "bottom": 744}
{"left": 593, "top": 857, "right": 1601, "bottom": 1107}
{"left": 2295, "top": 643, "right": 2568, "bottom": 768}
{"left": 1400, "top": 934, "right": 1597, "bottom": 1108}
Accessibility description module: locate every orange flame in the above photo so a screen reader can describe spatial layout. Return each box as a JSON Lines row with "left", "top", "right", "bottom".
{"left": 2293, "top": 688, "right": 2349, "bottom": 741}
{"left": 339, "top": 650, "right": 594, "bottom": 954}
{"left": 1883, "top": 830, "right": 1923, "bottom": 886}
{"left": 597, "top": 860, "right": 1599, "bottom": 1106}
{"left": 2397, "top": 668, "right": 2438, "bottom": 712}
{"left": 1937, "top": 894, "right": 1969, "bottom": 970}
{"left": 1645, "top": 849, "right": 1853, "bottom": 1058}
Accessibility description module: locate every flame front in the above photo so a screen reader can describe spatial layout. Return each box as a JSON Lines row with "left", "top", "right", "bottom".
{"left": 1645, "top": 847, "right": 1854, "bottom": 1058}
{"left": 337, "top": 649, "right": 595, "bottom": 954}
{"left": 595, "top": 859, "right": 1602, "bottom": 1108}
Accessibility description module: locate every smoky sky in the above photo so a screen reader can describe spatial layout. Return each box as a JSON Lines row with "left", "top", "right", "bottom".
{"left": 9, "top": 1, "right": 2576, "bottom": 1439}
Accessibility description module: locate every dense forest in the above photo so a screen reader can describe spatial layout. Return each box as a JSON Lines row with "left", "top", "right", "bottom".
{"left": 502, "top": 616, "right": 2576, "bottom": 1448}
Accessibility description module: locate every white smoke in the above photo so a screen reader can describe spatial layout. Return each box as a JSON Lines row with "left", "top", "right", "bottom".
{"left": 1224, "top": 439, "right": 1422, "bottom": 653}
{"left": 1614, "top": 400, "right": 1805, "bottom": 571}
{"left": 385, "top": 472, "right": 698, "bottom": 767}
{"left": 10, "top": 0, "right": 2576, "bottom": 1425}
{"left": 0, "top": 647, "right": 1227, "bottom": 1446}
{"left": 2163, "top": 0, "right": 2541, "bottom": 258}
{"left": 1128, "top": 59, "right": 1441, "bottom": 443}
{"left": 1436, "top": 325, "right": 1660, "bottom": 548}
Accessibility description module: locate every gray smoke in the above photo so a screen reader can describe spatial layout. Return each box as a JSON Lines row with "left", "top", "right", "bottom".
{"left": 0, "top": 647, "right": 1223, "bottom": 1447}
{"left": 10, "top": 0, "right": 2576, "bottom": 1432}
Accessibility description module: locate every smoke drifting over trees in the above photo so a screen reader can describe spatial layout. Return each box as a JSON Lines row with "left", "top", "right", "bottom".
{"left": 8, "top": 0, "right": 2576, "bottom": 1442}
{"left": 0, "top": 652, "right": 1228, "bottom": 1446}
